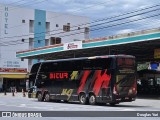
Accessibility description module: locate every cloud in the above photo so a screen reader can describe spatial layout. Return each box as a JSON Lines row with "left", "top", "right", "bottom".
{"left": 116, "top": 29, "right": 134, "bottom": 34}
{"left": 0, "top": 0, "right": 160, "bottom": 38}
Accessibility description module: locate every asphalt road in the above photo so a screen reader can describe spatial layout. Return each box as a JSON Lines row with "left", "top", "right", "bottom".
{"left": 0, "top": 93, "right": 159, "bottom": 120}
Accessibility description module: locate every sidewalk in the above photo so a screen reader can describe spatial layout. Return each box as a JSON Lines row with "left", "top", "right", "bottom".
{"left": 0, "top": 92, "right": 28, "bottom": 98}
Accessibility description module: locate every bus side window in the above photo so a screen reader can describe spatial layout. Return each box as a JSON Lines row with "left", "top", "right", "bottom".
{"left": 83, "top": 60, "right": 93, "bottom": 70}
{"left": 73, "top": 60, "right": 82, "bottom": 71}
{"left": 61, "top": 61, "right": 72, "bottom": 71}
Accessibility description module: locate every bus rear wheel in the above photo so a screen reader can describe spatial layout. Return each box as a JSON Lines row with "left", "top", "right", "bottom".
{"left": 89, "top": 94, "right": 96, "bottom": 105}
{"left": 79, "top": 94, "right": 88, "bottom": 105}
{"left": 44, "top": 93, "right": 50, "bottom": 102}
{"left": 37, "top": 93, "right": 43, "bottom": 101}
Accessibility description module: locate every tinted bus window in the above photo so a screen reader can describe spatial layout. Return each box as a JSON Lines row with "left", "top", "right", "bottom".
{"left": 117, "top": 58, "right": 135, "bottom": 67}
{"left": 117, "top": 57, "right": 135, "bottom": 74}
{"left": 31, "top": 63, "right": 40, "bottom": 73}
{"left": 40, "top": 62, "right": 61, "bottom": 72}
{"left": 83, "top": 60, "right": 94, "bottom": 70}
{"left": 83, "top": 58, "right": 113, "bottom": 70}
{"left": 95, "top": 58, "right": 113, "bottom": 69}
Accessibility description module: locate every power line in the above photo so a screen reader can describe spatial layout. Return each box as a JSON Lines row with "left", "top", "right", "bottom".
{"left": 0, "top": 1, "right": 159, "bottom": 38}
{"left": 0, "top": 0, "right": 112, "bottom": 32}
{"left": 1, "top": 8, "right": 159, "bottom": 44}
{"left": 1, "top": 12, "right": 160, "bottom": 46}
{"left": 1, "top": 3, "right": 160, "bottom": 42}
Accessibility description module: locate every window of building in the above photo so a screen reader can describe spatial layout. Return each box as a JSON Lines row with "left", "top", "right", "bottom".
{"left": 21, "top": 39, "right": 25, "bottom": 42}
{"left": 22, "top": 20, "right": 25, "bottom": 23}
{"left": 45, "top": 39, "right": 49, "bottom": 46}
{"left": 84, "top": 27, "right": 89, "bottom": 33}
{"left": 38, "top": 22, "right": 41, "bottom": 25}
{"left": 29, "top": 20, "right": 34, "bottom": 33}
{"left": 78, "top": 27, "right": 81, "bottom": 30}
{"left": 29, "top": 38, "right": 34, "bottom": 49}
{"left": 38, "top": 40, "right": 41, "bottom": 43}
{"left": 63, "top": 24, "right": 70, "bottom": 32}
{"left": 21, "top": 58, "right": 24, "bottom": 61}
{"left": 84, "top": 27, "right": 89, "bottom": 39}
{"left": 46, "top": 22, "right": 50, "bottom": 34}
{"left": 56, "top": 24, "right": 59, "bottom": 27}
{"left": 50, "top": 37, "right": 61, "bottom": 45}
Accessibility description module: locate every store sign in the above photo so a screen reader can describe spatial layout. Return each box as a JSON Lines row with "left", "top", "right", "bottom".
{"left": 4, "top": 6, "right": 9, "bottom": 34}
{"left": 154, "top": 49, "right": 160, "bottom": 59}
{"left": 0, "top": 68, "right": 27, "bottom": 73}
{"left": 0, "top": 60, "right": 23, "bottom": 68}
{"left": 64, "top": 41, "right": 82, "bottom": 50}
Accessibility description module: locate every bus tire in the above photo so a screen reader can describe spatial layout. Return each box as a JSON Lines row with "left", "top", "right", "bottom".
{"left": 109, "top": 102, "right": 116, "bottom": 106}
{"left": 37, "top": 93, "right": 43, "bottom": 101}
{"left": 89, "top": 94, "right": 96, "bottom": 105}
{"left": 44, "top": 93, "right": 50, "bottom": 102}
{"left": 79, "top": 93, "right": 88, "bottom": 105}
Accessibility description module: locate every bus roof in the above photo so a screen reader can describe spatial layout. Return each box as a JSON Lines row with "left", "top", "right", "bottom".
{"left": 35, "top": 55, "right": 135, "bottom": 64}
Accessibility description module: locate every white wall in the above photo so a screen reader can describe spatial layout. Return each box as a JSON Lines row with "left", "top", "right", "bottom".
{"left": 0, "top": 4, "right": 89, "bottom": 72}
{"left": 0, "top": 4, "right": 34, "bottom": 70}
{"left": 46, "top": 11, "right": 89, "bottom": 43}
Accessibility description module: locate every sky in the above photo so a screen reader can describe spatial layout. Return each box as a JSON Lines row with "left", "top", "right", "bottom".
{"left": 0, "top": 0, "right": 160, "bottom": 38}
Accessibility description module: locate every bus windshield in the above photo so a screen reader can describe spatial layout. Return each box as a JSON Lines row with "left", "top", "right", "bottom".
{"left": 115, "top": 57, "right": 136, "bottom": 89}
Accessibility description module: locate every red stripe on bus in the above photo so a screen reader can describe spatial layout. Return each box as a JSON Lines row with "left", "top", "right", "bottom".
{"left": 93, "top": 70, "right": 111, "bottom": 96}
{"left": 77, "top": 70, "right": 91, "bottom": 94}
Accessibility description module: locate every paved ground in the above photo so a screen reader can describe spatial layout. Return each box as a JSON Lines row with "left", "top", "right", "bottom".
{"left": 0, "top": 92, "right": 159, "bottom": 120}
{"left": 0, "top": 92, "right": 27, "bottom": 98}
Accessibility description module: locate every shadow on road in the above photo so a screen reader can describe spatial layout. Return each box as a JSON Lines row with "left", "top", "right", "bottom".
{"left": 30, "top": 99, "right": 149, "bottom": 108}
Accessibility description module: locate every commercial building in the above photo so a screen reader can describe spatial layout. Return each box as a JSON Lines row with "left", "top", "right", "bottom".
{"left": 17, "top": 28, "right": 160, "bottom": 96}
{"left": 0, "top": 4, "right": 89, "bottom": 91}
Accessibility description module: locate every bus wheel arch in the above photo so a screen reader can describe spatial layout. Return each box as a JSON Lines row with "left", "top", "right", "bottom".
{"left": 79, "top": 92, "right": 88, "bottom": 105}
{"left": 89, "top": 93, "right": 96, "bottom": 105}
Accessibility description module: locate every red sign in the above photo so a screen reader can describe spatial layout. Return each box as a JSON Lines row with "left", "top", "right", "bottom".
{"left": 64, "top": 41, "right": 82, "bottom": 50}
{"left": 0, "top": 68, "right": 27, "bottom": 73}
{"left": 50, "top": 72, "right": 68, "bottom": 79}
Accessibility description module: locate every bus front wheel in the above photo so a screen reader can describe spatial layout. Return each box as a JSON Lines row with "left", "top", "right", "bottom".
{"left": 79, "top": 94, "right": 88, "bottom": 105}
{"left": 89, "top": 94, "right": 96, "bottom": 105}
{"left": 37, "top": 93, "right": 43, "bottom": 101}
